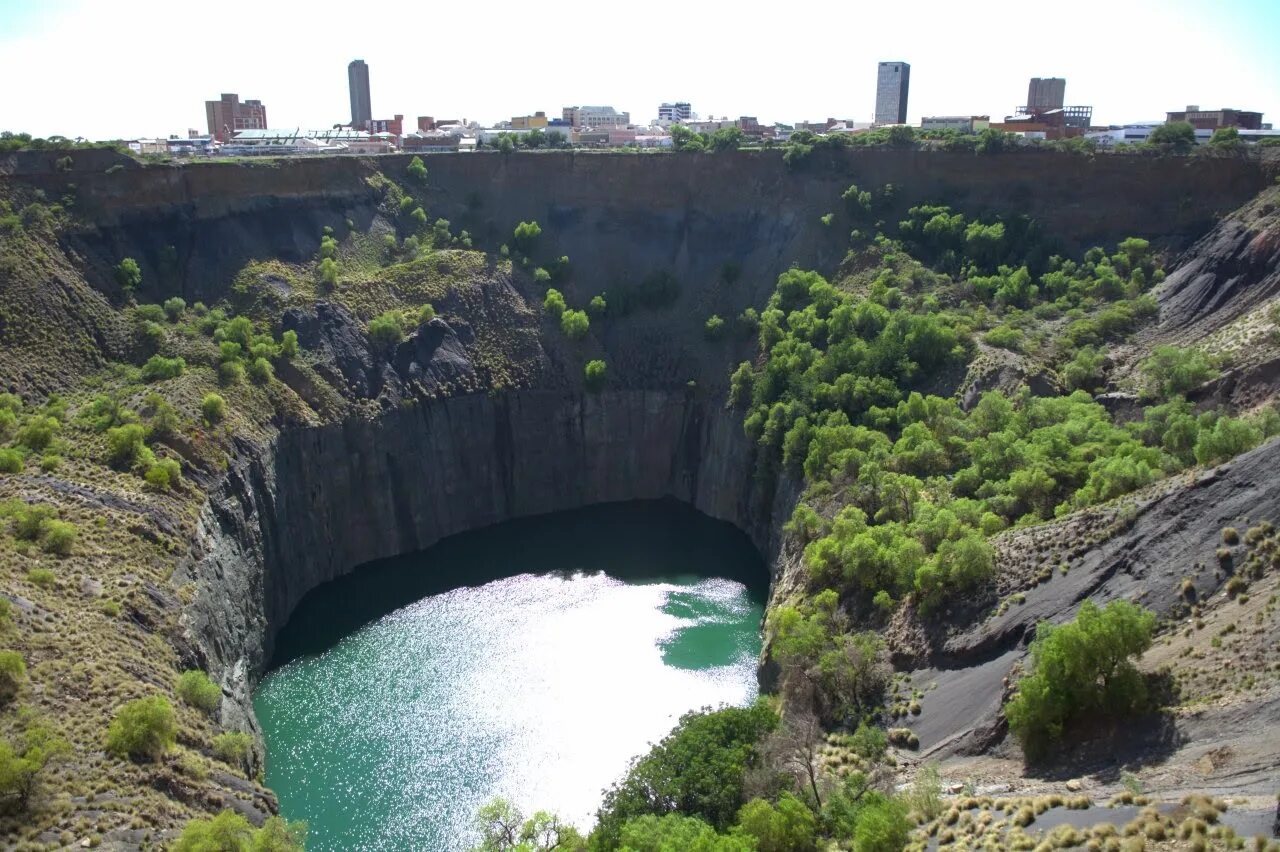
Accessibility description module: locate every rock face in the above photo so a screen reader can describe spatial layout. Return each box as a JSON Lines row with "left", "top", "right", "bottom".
{"left": 181, "top": 388, "right": 780, "bottom": 711}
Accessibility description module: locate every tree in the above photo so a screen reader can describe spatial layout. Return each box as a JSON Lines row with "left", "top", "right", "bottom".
{"left": 0, "top": 718, "right": 69, "bottom": 812}
{"left": 115, "top": 258, "right": 142, "bottom": 293}
{"left": 588, "top": 294, "right": 607, "bottom": 316}
{"left": 317, "top": 257, "right": 338, "bottom": 289}
{"left": 106, "top": 423, "right": 148, "bottom": 468}
{"left": 1139, "top": 345, "right": 1218, "bottom": 398}
{"left": 561, "top": 309, "right": 589, "bottom": 340}
{"left": 1004, "top": 599, "right": 1156, "bottom": 759}
{"left": 522, "top": 129, "right": 547, "bottom": 149}
{"left": 593, "top": 703, "right": 778, "bottom": 848}
{"left": 176, "top": 670, "right": 221, "bottom": 713}
{"left": 704, "top": 315, "right": 726, "bottom": 340}
{"left": 513, "top": 220, "right": 542, "bottom": 254}
{"left": 1209, "top": 126, "right": 1242, "bottom": 148}
{"left": 472, "top": 798, "right": 584, "bottom": 852}
{"left": 1149, "top": 121, "right": 1196, "bottom": 153}
{"left": 163, "top": 297, "right": 186, "bottom": 321}
{"left": 407, "top": 155, "right": 428, "bottom": 182}
{"left": 106, "top": 695, "right": 177, "bottom": 761}
{"left": 759, "top": 710, "right": 827, "bottom": 809}
{"left": 543, "top": 288, "right": 566, "bottom": 317}
{"left": 173, "top": 810, "right": 305, "bottom": 852}
{"left": 585, "top": 359, "right": 607, "bottom": 392}
{"left": 368, "top": 311, "right": 407, "bottom": 348}
{"left": 710, "top": 127, "right": 745, "bottom": 153}
{"left": 616, "top": 814, "right": 752, "bottom": 852}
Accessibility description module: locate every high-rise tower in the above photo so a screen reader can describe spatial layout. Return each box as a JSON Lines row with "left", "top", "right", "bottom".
{"left": 348, "top": 59, "right": 372, "bottom": 129}
{"left": 874, "top": 61, "right": 910, "bottom": 125}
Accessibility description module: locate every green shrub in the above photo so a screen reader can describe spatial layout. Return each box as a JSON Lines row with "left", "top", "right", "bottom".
{"left": 105, "top": 423, "right": 147, "bottom": 468}
{"left": 542, "top": 288, "right": 566, "bottom": 317}
{"left": 317, "top": 257, "right": 338, "bottom": 290}
{"left": 39, "top": 519, "right": 76, "bottom": 556}
{"left": 212, "top": 731, "right": 253, "bottom": 768}
{"left": 247, "top": 357, "right": 274, "bottom": 384}
{"left": 0, "top": 718, "right": 70, "bottom": 812}
{"left": 512, "top": 220, "right": 542, "bottom": 253}
{"left": 162, "top": 297, "right": 186, "bottom": 321}
{"left": 1193, "top": 416, "right": 1262, "bottom": 466}
{"left": 201, "top": 393, "right": 226, "bottom": 424}
{"left": 134, "top": 303, "right": 166, "bottom": 323}
{"left": 0, "top": 650, "right": 26, "bottom": 704}
{"left": 139, "top": 355, "right": 185, "bottom": 382}
{"left": 0, "top": 449, "right": 22, "bottom": 474}
{"left": 176, "top": 670, "right": 221, "bottom": 713}
{"left": 533, "top": 267, "right": 551, "bottom": 284}
{"left": 585, "top": 360, "right": 607, "bottom": 392}
{"left": 106, "top": 695, "right": 176, "bottom": 761}
{"left": 410, "top": 207, "right": 428, "bottom": 227}
{"left": 733, "top": 793, "right": 815, "bottom": 852}
{"left": 173, "top": 810, "right": 305, "bottom": 852}
{"left": 1005, "top": 599, "right": 1156, "bottom": 759}
{"left": 417, "top": 304, "right": 436, "bottom": 325}
{"left": 144, "top": 394, "right": 179, "bottom": 441}
{"left": 16, "top": 416, "right": 59, "bottom": 452}
{"left": 588, "top": 294, "right": 607, "bottom": 316}
{"left": 561, "top": 309, "right": 590, "bottom": 340}
{"left": 144, "top": 458, "right": 182, "bottom": 491}
{"left": 983, "top": 324, "right": 1023, "bottom": 351}
{"left": 279, "top": 329, "right": 299, "bottom": 359}
{"left": 219, "top": 361, "right": 245, "bottom": 386}
{"left": 367, "top": 311, "right": 406, "bottom": 348}
{"left": 705, "top": 314, "right": 726, "bottom": 340}
{"left": 115, "top": 258, "right": 142, "bottom": 292}
{"left": 407, "top": 155, "right": 428, "bottom": 182}
{"left": 1140, "top": 346, "right": 1218, "bottom": 399}
{"left": 26, "top": 568, "right": 54, "bottom": 588}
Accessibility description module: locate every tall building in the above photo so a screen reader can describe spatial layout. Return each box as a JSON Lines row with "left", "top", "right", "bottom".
{"left": 348, "top": 59, "right": 372, "bottom": 129}
{"left": 658, "top": 102, "right": 693, "bottom": 124}
{"left": 205, "top": 93, "right": 268, "bottom": 143}
{"left": 1026, "top": 77, "right": 1066, "bottom": 112}
{"left": 874, "top": 61, "right": 910, "bottom": 125}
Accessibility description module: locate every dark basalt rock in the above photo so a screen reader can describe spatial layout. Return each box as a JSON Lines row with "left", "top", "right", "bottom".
{"left": 282, "top": 301, "right": 376, "bottom": 398}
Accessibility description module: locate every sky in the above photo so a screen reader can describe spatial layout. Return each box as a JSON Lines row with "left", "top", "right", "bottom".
{"left": 1, "top": 0, "right": 1278, "bottom": 140}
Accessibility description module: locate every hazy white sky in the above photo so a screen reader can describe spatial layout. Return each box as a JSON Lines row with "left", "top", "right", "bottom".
{"left": 2, "top": 0, "right": 1277, "bottom": 139}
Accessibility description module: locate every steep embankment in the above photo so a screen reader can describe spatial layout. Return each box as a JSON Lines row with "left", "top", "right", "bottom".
{"left": 0, "top": 148, "right": 1277, "bottom": 847}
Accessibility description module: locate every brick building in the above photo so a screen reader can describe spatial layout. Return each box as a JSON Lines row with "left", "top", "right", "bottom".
{"left": 205, "top": 94, "right": 268, "bottom": 143}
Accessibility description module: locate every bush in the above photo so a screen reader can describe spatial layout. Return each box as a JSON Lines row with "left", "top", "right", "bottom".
{"left": 106, "top": 695, "right": 176, "bottom": 761}
{"left": 26, "top": 568, "right": 54, "bottom": 588}
{"left": 617, "top": 814, "right": 751, "bottom": 851}
{"left": 542, "top": 288, "right": 566, "bottom": 317}
{"left": 0, "top": 650, "right": 26, "bottom": 704}
{"left": 533, "top": 267, "right": 552, "bottom": 284}
{"left": 1193, "top": 415, "right": 1262, "bottom": 465}
{"left": 162, "top": 297, "right": 186, "bottom": 321}
{"left": 705, "top": 314, "right": 726, "bottom": 340}
{"left": 983, "top": 324, "right": 1023, "bottom": 351}
{"left": 176, "top": 669, "right": 221, "bottom": 713}
{"left": 407, "top": 155, "right": 428, "bottom": 182}
{"left": 317, "top": 256, "right": 339, "bottom": 290}
{"left": 16, "top": 415, "right": 59, "bottom": 452}
{"left": 588, "top": 294, "right": 607, "bottom": 316}
{"left": 173, "top": 811, "right": 305, "bottom": 852}
{"left": 512, "top": 220, "right": 542, "bottom": 254}
{"left": 115, "top": 258, "right": 142, "bottom": 292}
{"left": 0, "top": 719, "right": 69, "bottom": 812}
{"left": 585, "top": 359, "right": 607, "bottom": 392}
{"left": 40, "top": 519, "right": 76, "bottom": 556}
{"left": 0, "top": 449, "right": 22, "bottom": 474}
{"left": 279, "top": 329, "right": 299, "bottom": 359}
{"left": 1149, "top": 121, "right": 1196, "bottom": 154}
{"left": 38, "top": 454, "right": 59, "bottom": 472}
{"left": 561, "top": 309, "right": 590, "bottom": 340}
{"left": 247, "top": 357, "right": 274, "bottom": 384}
{"left": 1140, "top": 346, "right": 1218, "bottom": 398}
{"left": 417, "top": 304, "right": 436, "bottom": 325}
{"left": 105, "top": 423, "right": 147, "bottom": 468}
{"left": 1005, "top": 599, "right": 1156, "bottom": 759}
{"left": 368, "top": 311, "right": 406, "bottom": 348}
{"left": 145, "top": 458, "right": 182, "bottom": 491}
{"left": 733, "top": 793, "right": 815, "bottom": 852}
{"left": 139, "top": 355, "right": 185, "bottom": 382}
{"left": 219, "top": 361, "right": 245, "bottom": 386}
{"left": 202, "top": 393, "right": 226, "bottom": 424}
{"left": 212, "top": 731, "right": 253, "bottom": 769}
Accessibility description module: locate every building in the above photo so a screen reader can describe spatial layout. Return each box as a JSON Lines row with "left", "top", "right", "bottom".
{"left": 657, "top": 102, "right": 693, "bottom": 125}
{"left": 219, "top": 128, "right": 392, "bottom": 157}
{"left": 165, "top": 135, "right": 215, "bottom": 156}
{"left": 562, "top": 105, "right": 631, "bottom": 129}
{"left": 366, "top": 115, "right": 404, "bottom": 138}
{"left": 874, "top": 61, "right": 910, "bottom": 125}
{"left": 1165, "top": 106, "right": 1264, "bottom": 130}
{"left": 511, "top": 111, "right": 549, "bottom": 130}
{"left": 348, "top": 59, "right": 372, "bottom": 129}
{"left": 205, "top": 93, "right": 268, "bottom": 143}
{"left": 991, "top": 109, "right": 1089, "bottom": 139}
{"left": 1026, "top": 77, "right": 1066, "bottom": 112}
{"left": 921, "top": 115, "right": 991, "bottom": 134}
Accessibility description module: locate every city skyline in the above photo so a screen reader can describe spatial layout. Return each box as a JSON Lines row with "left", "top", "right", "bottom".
{"left": 1, "top": 0, "right": 1278, "bottom": 139}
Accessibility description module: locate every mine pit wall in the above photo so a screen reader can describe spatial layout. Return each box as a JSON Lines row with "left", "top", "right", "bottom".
{"left": 183, "top": 388, "right": 796, "bottom": 737}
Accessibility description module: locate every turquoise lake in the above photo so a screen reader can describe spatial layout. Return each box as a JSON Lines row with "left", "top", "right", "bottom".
{"left": 253, "top": 500, "right": 767, "bottom": 851}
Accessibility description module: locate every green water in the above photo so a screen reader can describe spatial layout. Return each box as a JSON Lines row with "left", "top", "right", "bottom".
{"left": 253, "top": 500, "right": 766, "bottom": 851}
